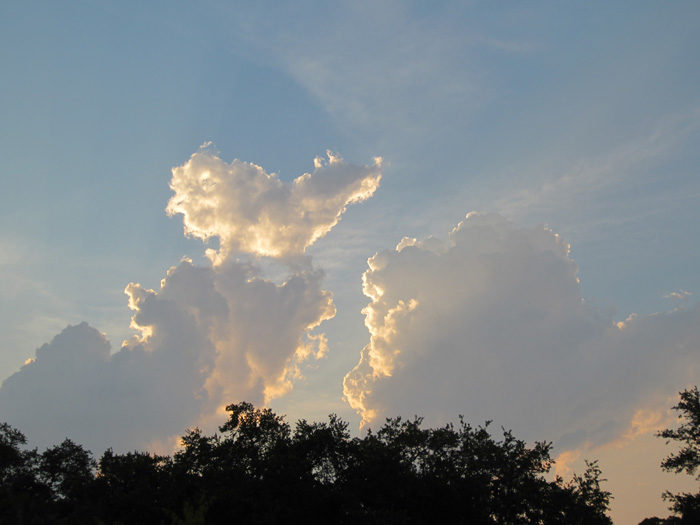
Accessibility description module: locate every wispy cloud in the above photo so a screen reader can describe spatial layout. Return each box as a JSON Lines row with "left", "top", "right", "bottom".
{"left": 495, "top": 108, "right": 700, "bottom": 230}
{"left": 225, "top": 2, "right": 492, "bottom": 148}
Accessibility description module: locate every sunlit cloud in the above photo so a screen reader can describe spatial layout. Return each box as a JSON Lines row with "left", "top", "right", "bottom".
{"left": 344, "top": 212, "right": 699, "bottom": 453}
{"left": 0, "top": 147, "right": 380, "bottom": 451}
{"left": 166, "top": 145, "right": 381, "bottom": 263}
{"left": 664, "top": 289, "right": 693, "bottom": 311}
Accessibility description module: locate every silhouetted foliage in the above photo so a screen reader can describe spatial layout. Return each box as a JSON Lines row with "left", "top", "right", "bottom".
{"left": 0, "top": 403, "right": 613, "bottom": 524}
{"left": 0, "top": 423, "right": 48, "bottom": 523}
{"left": 639, "top": 386, "right": 700, "bottom": 525}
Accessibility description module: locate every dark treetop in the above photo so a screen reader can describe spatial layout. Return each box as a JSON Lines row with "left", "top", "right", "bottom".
{"left": 1, "top": 401, "right": 614, "bottom": 524}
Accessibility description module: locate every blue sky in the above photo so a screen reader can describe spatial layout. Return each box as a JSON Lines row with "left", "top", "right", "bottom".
{"left": 1, "top": 2, "right": 699, "bottom": 522}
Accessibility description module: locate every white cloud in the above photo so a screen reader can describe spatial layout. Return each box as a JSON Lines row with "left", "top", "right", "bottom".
{"left": 0, "top": 148, "right": 378, "bottom": 451}
{"left": 166, "top": 146, "right": 381, "bottom": 263}
{"left": 343, "top": 212, "right": 699, "bottom": 451}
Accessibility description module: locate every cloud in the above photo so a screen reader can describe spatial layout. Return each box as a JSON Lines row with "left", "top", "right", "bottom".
{"left": 0, "top": 322, "right": 187, "bottom": 452}
{"left": 494, "top": 108, "right": 700, "bottom": 233}
{"left": 0, "top": 148, "right": 378, "bottom": 451}
{"left": 665, "top": 290, "right": 692, "bottom": 299}
{"left": 166, "top": 146, "right": 381, "bottom": 263}
{"left": 343, "top": 212, "right": 699, "bottom": 450}
{"left": 222, "top": 2, "right": 493, "bottom": 150}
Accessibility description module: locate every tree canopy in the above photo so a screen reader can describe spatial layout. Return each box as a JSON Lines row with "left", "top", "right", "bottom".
{"left": 638, "top": 386, "right": 700, "bottom": 524}
{"left": 645, "top": 387, "right": 700, "bottom": 524}
{"left": 1, "top": 403, "right": 613, "bottom": 524}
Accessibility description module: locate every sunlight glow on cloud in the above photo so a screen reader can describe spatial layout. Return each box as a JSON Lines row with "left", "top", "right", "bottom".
{"left": 665, "top": 290, "right": 692, "bottom": 300}
{"left": 166, "top": 145, "right": 381, "bottom": 263}
{"left": 343, "top": 213, "right": 699, "bottom": 452}
{"left": 122, "top": 258, "right": 335, "bottom": 409}
{"left": 0, "top": 147, "right": 379, "bottom": 451}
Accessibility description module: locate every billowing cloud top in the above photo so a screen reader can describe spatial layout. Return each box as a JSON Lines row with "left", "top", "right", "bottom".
{"left": 166, "top": 147, "right": 382, "bottom": 262}
{"left": 0, "top": 255, "right": 337, "bottom": 453}
{"left": 344, "top": 212, "right": 699, "bottom": 450}
{"left": 0, "top": 147, "right": 380, "bottom": 452}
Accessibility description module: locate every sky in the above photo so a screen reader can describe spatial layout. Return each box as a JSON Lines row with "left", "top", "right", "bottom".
{"left": 1, "top": 1, "right": 699, "bottom": 523}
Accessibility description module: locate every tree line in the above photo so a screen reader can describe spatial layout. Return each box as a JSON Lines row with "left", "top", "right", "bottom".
{"left": 1, "top": 388, "right": 698, "bottom": 524}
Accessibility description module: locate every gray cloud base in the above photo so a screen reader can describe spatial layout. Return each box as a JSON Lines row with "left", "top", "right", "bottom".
{"left": 0, "top": 257, "right": 333, "bottom": 452}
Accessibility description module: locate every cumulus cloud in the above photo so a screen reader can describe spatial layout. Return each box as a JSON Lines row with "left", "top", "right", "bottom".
{"left": 0, "top": 148, "right": 379, "bottom": 451}
{"left": 343, "top": 212, "right": 699, "bottom": 450}
{"left": 0, "top": 320, "right": 209, "bottom": 451}
{"left": 166, "top": 145, "right": 381, "bottom": 262}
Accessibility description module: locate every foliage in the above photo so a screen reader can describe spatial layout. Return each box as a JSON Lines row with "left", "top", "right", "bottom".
{"left": 659, "top": 387, "right": 700, "bottom": 479}
{"left": 658, "top": 386, "right": 700, "bottom": 523}
{"left": 639, "top": 386, "right": 700, "bottom": 524}
{"left": 0, "top": 404, "right": 613, "bottom": 524}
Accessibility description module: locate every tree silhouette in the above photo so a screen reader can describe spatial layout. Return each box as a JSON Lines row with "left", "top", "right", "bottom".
{"left": 0, "top": 423, "right": 51, "bottom": 523}
{"left": 39, "top": 439, "right": 95, "bottom": 522}
{"left": 0, "top": 403, "right": 614, "bottom": 524}
{"left": 658, "top": 386, "right": 700, "bottom": 522}
{"left": 659, "top": 387, "right": 700, "bottom": 477}
{"left": 638, "top": 386, "right": 700, "bottom": 524}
